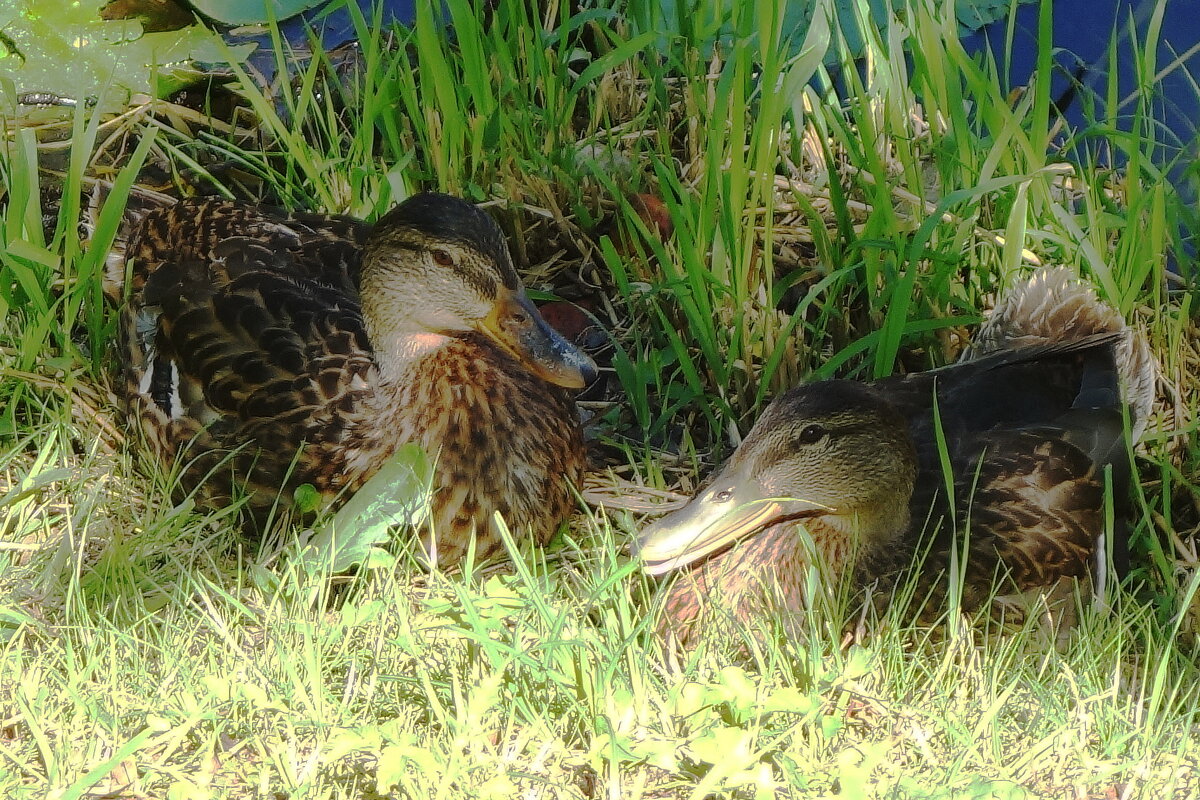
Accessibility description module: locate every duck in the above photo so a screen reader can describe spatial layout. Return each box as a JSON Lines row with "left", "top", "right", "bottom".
{"left": 635, "top": 269, "right": 1155, "bottom": 645}
{"left": 107, "top": 192, "right": 597, "bottom": 566}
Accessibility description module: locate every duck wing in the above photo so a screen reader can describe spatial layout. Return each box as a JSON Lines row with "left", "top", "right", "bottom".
{"left": 877, "top": 334, "right": 1131, "bottom": 599}
{"left": 963, "top": 268, "right": 1156, "bottom": 438}
{"left": 939, "top": 425, "right": 1110, "bottom": 600}
{"left": 122, "top": 198, "right": 369, "bottom": 298}
{"left": 877, "top": 333, "right": 1123, "bottom": 434}
{"left": 119, "top": 199, "right": 378, "bottom": 515}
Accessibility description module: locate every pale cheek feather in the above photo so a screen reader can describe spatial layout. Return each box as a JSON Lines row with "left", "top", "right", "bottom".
{"left": 341, "top": 447, "right": 380, "bottom": 476}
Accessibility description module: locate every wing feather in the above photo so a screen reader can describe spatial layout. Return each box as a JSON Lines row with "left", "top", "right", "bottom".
{"left": 119, "top": 199, "right": 378, "bottom": 512}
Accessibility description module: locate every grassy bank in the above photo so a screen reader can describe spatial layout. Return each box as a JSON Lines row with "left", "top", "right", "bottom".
{"left": 0, "top": 0, "right": 1197, "bottom": 797}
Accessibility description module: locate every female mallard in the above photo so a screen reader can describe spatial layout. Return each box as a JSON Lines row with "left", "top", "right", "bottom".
{"left": 636, "top": 270, "right": 1154, "bottom": 644}
{"left": 110, "top": 193, "right": 597, "bottom": 565}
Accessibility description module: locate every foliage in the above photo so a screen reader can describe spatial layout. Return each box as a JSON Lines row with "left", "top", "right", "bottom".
{"left": 640, "top": 0, "right": 1039, "bottom": 63}
{"left": 295, "top": 443, "right": 434, "bottom": 575}
{"left": 0, "top": 0, "right": 251, "bottom": 114}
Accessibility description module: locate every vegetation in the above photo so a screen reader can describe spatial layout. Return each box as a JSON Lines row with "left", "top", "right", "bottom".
{"left": 0, "top": 0, "right": 1197, "bottom": 797}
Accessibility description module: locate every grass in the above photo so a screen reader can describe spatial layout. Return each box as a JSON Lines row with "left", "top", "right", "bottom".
{"left": 1, "top": 0, "right": 1199, "bottom": 797}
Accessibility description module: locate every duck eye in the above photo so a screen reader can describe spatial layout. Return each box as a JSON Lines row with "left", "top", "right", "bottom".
{"left": 713, "top": 489, "right": 733, "bottom": 503}
{"left": 431, "top": 249, "right": 455, "bottom": 266}
{"left": 796, "top": 424, "right": 826, "bottom": 445}
{"left": 510, "top": 310, "right": 529, "bottom": 325}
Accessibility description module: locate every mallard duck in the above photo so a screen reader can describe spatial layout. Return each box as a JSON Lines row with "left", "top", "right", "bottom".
{"left": 635, "top": 270, "right": 1154, "bottom": 644}
{"left": 109, "top": 193, "right": 597, "bottom": 565}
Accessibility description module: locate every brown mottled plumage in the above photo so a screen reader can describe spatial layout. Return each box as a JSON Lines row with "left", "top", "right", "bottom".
{"left": 637, "top": 270, "right": 1155, "bottom": 645}
{"left": 110, "top": 193, "right": 596, "bottom": 565}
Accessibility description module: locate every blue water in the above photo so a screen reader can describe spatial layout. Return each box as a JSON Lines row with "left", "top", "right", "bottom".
{"left": 962, "top": 0, "right": 1199, "bottom": 266}
{"left": 963, "top": 0, "right": 1199, "bottom": 195}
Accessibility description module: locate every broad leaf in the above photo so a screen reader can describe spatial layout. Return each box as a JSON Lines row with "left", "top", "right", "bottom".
{"left": 298, "top": 443, "right": 434, "bottom": 574}
{"left": 0, "top": 0, "right": 253, "bottom": 115}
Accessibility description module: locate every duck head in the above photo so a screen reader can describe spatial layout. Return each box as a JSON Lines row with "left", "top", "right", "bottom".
{"left": 636, "top": 381, "right": 919, "bottom": 576}
{"left": 360, "top": 193, "right": 597, "bottom": 388}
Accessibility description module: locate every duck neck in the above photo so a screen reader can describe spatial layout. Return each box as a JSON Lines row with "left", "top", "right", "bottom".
{"left": 820, "top": 502, "right": 910, "bottom": 551}
{"left": 709, "top": 505, "right": 910, "bottom": 596}
{"left": 367, "top": 325, "right": 452, "bottom": 383}
{"left": 360, "top": 294, "right": 452, "bottom": 384}
{"left": 661, "top": 502, "right": 912, "bottom": 644}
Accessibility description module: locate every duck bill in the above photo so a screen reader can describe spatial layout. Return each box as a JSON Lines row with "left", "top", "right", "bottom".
{"left": 636, "top": 496, "right": 785, "bottom": 577}
{"left": 478, "top": 289, "right": 598, "bottom": 389}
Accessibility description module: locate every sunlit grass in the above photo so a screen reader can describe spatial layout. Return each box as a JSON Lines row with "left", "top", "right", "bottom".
{"left": 0, "top": 0, "right": 1198, "bottom": 797}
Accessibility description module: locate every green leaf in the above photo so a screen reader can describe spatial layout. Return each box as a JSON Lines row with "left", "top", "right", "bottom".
{"left": 0, "top": 605, "right": 39, "bottom": 642}
{"left": 707, "top": 666, "right": 760, "bottom": 724}
{"left": 292, "top": 483, "right": 322, "bottom": 514}
{"left": 818, "top": 713, "right": 843, "bottom": 740}
{"left": 59, "top": 727, "right": 157, "bottom": 800}
{"left": 375, "top": 740, "right": 441, "bottom": 793}
{"left": 339, "top": 599, "right": 386, "bottom": 629}
{"left": 297, "top": 443, "right": 434, "bottom": 574}
{"left": 589, "top": 732, "right": 642, "bottom": 767}
{"left": 842, "top": 645, "right": 877, "bottom": 680}
{"left": 0, "top": 0, "right": 253, "bottom": 114}
{"left": 895, "top": 775, "right": 1034, "bottom": 800}
{"left": 324, "top": 726, "right": 383, "bottom": 762}
{"left": 759, "top": 686, "right": 821, "bottom": 717}
{"left": 670, "top": 680, "right": 710, "bottom": 720}
{"left": 686, "top": 725, "right": 753, "bottom": 767}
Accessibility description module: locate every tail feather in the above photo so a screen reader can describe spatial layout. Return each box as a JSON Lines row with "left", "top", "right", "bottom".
{"left": 962, "top": 268, "right": 1156, "bottom": 442}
